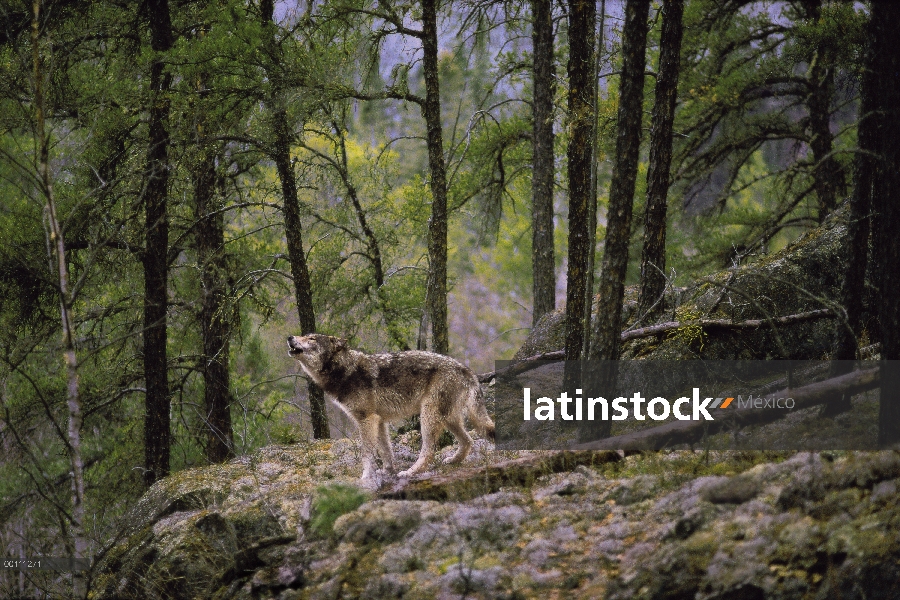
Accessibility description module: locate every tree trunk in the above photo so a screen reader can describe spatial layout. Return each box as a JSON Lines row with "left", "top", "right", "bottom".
{"left": 260, "top": 0, "right": 329, "bottom": 439}
{"left": 193, "top": 69, "right": 234, "bottom": 462}
{"left": 196, "top": 173, "right": 234, "bottom": 462}
{"left": 32, "top": 0, "right": 85, "bottom": 592}
{"left": 531, "top": 0, "right": 556, "bottom": 326}
{"left": 583, "top": 0, "right": 606, "bottom": 356}
{"left": 421, "top": 0, "right": 450, "bottom": 355}
{"left": 590, "top": 0, "right": 650, "bottom": 361}
{"left": 272, "top": 117, "right": 329, "bottom": 439}
{"left": 828, "top": 0, "right": 879, "bottom": 420}
{"left": 870, "top": 1, "right": 900, "bottom": 445}
{"left": 804, "top": 0, "right": 843, "bottom": 221}
{"left": 143, "top": 0, "right": 174, "bottom": 486}
{"left": 563, "top": 0, "right": 596, "bottom": 362}
{"left": 637, "top": 0, "right": 683, "bottom": 321}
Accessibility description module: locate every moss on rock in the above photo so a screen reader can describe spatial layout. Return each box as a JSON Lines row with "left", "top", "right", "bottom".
{"left": 90, "top": 443, "right": 900, "bottom": 599}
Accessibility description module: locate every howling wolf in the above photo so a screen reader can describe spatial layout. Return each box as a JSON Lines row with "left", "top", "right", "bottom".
{"left": 287, "top": 334, "right": 495, "bottom": 481}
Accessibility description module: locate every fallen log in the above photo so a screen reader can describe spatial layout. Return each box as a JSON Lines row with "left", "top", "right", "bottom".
{"left": 571, "top": 367, "right": 879, "bottom": 452}
{"left": 378, "top": 449, "right": 624, "bottom": 501}
{"left": 620, "top": 308, "right": 834, "bottom": 341}
{"left": 477, "top": 309, "right": 836, "bottom": 383}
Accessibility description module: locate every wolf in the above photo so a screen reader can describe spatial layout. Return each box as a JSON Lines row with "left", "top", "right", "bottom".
{"left": 287, "top": 334, "right": 495, "bottom": 481}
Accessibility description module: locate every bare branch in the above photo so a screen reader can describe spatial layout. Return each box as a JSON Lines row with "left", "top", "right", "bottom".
{"left": 477, "top": 310, "right": 835, "bottom": 382}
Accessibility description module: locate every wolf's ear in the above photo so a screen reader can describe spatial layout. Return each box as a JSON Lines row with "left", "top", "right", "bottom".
{"left": 330, "top": 336, "right": 348, "bottom": 351}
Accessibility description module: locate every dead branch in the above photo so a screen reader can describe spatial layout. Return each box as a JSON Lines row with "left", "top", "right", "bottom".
{"left": 477, "top": 309, "right": 835, "bottom": 382}
{"left": 478, "top": 350, "right": 565, "bottom": 382}
{"left": 620, "top": 308, "right": 833, "bottom": 341}
{"left": 378, "top": 450, "right": 623, "bottom": 501}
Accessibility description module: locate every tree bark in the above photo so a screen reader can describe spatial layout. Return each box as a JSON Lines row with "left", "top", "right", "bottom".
{"left": 422, "top": 0, "right": 450, "bottom": 355}
{"left": 583, "top": 0, "right": 606, "bottom": 356}
{"left": 869, "top": 1, "right": 900, "bottom": 445}
{"left": 827, "top": 0, "right": 879, "bottom": 416}
{"left": 193, "top": 68, "right": 234, "bottom": 463}
{"left": 260, "top": 0, "right": 329, "bottom": 439}
{"left": 637, "top": 0, "right": 683, "bottom": 321}
{"left": 531, "top": 0, "right": 556, "bottom": 326}
{"left": 32, "top": 0, "right": 85, "bottom": 592}
{"left": 802, "top": 0, "right": 843, "bottom": 221}
{"left": 590, "top": 0, "right": 650, "bottom": 361}
{"left": 832, "top": 42, "right": 876, "bottom": 363}
{"left": 143, "top": 0, "right": 174, "bottom": 486}
{"left": 273, "top": 118, "right": 329, "bottom": 439}
{"left": 563, "top": 0, "right": 596, "bottom": 362}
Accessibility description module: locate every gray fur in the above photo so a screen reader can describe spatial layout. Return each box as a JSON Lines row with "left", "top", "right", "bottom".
{"left": 287, "top": 334, "right": 495, "bottom": 481}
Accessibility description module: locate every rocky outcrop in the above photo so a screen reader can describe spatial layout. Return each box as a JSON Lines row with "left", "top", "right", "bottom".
{"left": 89, "top": 437, "right": 900, "bottom": 599}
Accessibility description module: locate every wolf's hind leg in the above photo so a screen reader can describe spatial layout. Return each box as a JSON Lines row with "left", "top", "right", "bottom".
{"left": 443, "top": 418, "right": 473, "bottom": 465}
{"left": 399, "top": 418, "right": 441, "bottom": 478}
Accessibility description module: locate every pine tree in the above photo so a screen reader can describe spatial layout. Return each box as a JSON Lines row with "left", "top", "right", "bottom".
{"left": 637, "top": 0, "right": 684, "bottom": 321}
{"left": 590, "top": 0, "right": 650, "bottom": 361}
{"left": 531, "top": 0, "right": 556, "bottom": 326}
{"left": 142, "top": 0, "right": 175, "bottom": 485}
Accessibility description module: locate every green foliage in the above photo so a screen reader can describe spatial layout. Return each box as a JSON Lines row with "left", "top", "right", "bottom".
{"left": 672, "top": 0, "right": 866, "bottom": 235}
{"left": 667, "top": 150, "right": 812, "bottom": 280}
{"left": 308, "top": 484, "right": 370, "bottom": 538}
{"left": 449, "top": 179, "right": 534, "bottom": 367}
{"left": 296, "top": 124, "right": 429, "bottom": 350}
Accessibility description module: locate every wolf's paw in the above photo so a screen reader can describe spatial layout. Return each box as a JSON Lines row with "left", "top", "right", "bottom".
{"left": 358, "top": 477, "right": 380, "bottom": 490}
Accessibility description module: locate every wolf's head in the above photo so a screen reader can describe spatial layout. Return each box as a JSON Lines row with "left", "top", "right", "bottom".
{"left": 286, "top": 334, "right": 348, "bottom": 380}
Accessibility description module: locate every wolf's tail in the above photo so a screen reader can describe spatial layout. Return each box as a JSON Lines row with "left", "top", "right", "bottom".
{"left": 468, "top": 384, "right": 496, "bottom": 442}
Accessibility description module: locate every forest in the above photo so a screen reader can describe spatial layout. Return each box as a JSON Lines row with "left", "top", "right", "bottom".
{"left": 2, "top": 0, "right": 900, "bottom": 597}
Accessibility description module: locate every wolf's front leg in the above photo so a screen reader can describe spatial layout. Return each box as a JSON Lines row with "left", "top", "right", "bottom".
{"left": 377, "top": 420, "right": 396, "bottom": 475}
{"left": 358, "top": 416, "right": 381, "bottom": 481}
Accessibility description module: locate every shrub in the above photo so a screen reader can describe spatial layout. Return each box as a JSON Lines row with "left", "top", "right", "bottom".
{"left": 308, "top": 484, "right": 369, "bottom": 538}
